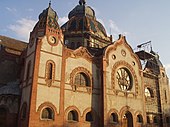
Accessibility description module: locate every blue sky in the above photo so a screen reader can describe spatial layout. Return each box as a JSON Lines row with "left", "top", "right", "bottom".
{"left": 1, "top": 0, "right": 170, "bottom": 77}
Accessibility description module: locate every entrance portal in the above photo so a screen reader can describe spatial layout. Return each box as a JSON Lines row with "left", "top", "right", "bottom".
{"left": 122, "top": 111, "right": 133, "bottom": 127}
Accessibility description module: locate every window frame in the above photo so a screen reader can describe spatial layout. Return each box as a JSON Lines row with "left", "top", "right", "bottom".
{"left": 41, "top": 107, "right": 54, "bottom": 121}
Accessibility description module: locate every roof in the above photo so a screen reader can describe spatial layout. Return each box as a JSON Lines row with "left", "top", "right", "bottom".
{"left": 0, "top": 81, "right": 20, "bottom": 95}
{"left": 0, "top": 35, "right": 27, "bottom": 51}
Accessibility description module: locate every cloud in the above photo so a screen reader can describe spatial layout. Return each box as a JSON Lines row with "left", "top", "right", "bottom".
{"left": 8, "top": 18, "right": 37, "bottom": 41}
{"left": 58, "top": 16, "right": 68, "bottom": 26}
{"left": 27, "top": 8, "right": 34, "bottom": 12}
{"left": 109, "top": 20, "right": 121, "bottom": 35}
{"left": 6, "top": 7, "right": 17, "bottom": 12}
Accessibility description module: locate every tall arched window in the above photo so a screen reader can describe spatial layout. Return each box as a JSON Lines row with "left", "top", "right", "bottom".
{"left": 47, "top": 63, "right": 53, "bottom": 80}
{"left": 46, "top": 61, "right": 55, "bottom": 81}
{"left": 26, "top": 61, "right": 31, "bottom": 81}
{"left": 74, "top": 72, "right": 90, "bottom": 86}
{"left": 86, "top": 111, "right": 93, "bottom": 122}
{"left": 68, "top": 110, "right": 78, "bottom": 121}
{"left": 41, "top": 107, "right": 54, "bottom": 120}
{"left": 110, "top": 113, "right": 118, "bottom": 123}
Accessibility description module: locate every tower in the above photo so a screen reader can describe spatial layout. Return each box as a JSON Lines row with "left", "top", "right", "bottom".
{"left": 18, "top": 2, "right": 64, "bottom": 127}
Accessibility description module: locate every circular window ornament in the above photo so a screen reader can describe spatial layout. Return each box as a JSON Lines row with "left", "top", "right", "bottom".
{"left": 48, "top": 35, "right": 58, "bottom": 45}
{"left": 112, "top": 54, "right": 116, "bottom": 60}
{"left": 121, "top": 49, "right": 126, "bottom": 57}
{"left": 116, "top": 68, "right": 132, "bottom": 91}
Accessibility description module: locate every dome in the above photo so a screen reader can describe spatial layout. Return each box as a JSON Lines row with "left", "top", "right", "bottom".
{"left": 39, "top": 2, "right": 58, "bottom": 21}
{"left": 62, "top": 0, "right": 108, "bottom": 38}
{"left": 68, "top": 5, "right": 95, "bottom": 20}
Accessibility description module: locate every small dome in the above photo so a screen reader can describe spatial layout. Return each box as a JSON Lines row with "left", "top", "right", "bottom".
{"left": 39, "top": 3, "right": 58, "bottom": 21}
{"left": 68, "top": 4, "right": 95, "bottom": 19}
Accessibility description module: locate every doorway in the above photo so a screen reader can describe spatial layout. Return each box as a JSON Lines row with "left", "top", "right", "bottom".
{"left": 122, "top": 111, "right": 133, "bottom": 127}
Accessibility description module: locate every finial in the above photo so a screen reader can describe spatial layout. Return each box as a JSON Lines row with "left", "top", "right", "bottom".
{"left": 79, "top": 0, "right": 86, "bottom": 5}
{"left": 49, "top": 0, "right": 51, "bottom": 7}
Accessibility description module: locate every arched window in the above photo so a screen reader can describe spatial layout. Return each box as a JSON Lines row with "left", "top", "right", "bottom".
{"left": 47, "top": 63, "right": 53, "bottom": 80}
{"left": 21, "top": 103, "right": 27, "bottom": 120}
{"left": 68, "top": 110, "right": 78, "bottom": 121}
{"left": 74, "top": 72, "right": 90, "bottom": 86}
{"left": 137, "top": 114, "right": 143, "bottom": 123}
{"left": 145, "top": 87, "right": 154, "bottom": 98}
{"left": 86, "top": 111, "right": 93, "bottom": 122}
{"left": 110, "top": 113, "right": 118, "bottom": 123}
{"left": 41, "top": 107, "right": 54, "bottom": 120}
{"left": 46, "top": 61, "right": 55, "bottom": 81}
{"left": 164, "top": 90, "right": 168, "bottom": 103}
{"left": 26, "top": 61, "right": 31, "bottom": 81}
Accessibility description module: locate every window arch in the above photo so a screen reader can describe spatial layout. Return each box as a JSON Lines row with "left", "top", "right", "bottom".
{"left": 74, "top": 72, "right": 90, "bottom": 87}
{"left": 21, "top": 103, "right": 27, "bottom": 120}
{"left": 85, "top": 111, "right": 93, "bottom": 122}
{"left": 145, "top": 87, "right": 154, "bottom": 98}
{"left": 110, "top": 113, "right": 118, "bottom": 123}
{"left": 41, "top": 107, "right": 54, "bottom": 120}
{"left": 137, "top": 114, "right": 143, "bottom": 123}
{"left": 68, "top": 110, "right": 78, "bottom": 121}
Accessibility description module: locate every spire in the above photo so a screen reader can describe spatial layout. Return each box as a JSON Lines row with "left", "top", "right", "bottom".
{"left": 79, "top": 0, "right": 86, "bottom": 6}
{"left": 49, "top": 0, "right": 51, "bottom": 7}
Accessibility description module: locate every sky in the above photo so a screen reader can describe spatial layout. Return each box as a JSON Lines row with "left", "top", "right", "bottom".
{"left": 0, "top": 0, "right": 170, "bottom": 77}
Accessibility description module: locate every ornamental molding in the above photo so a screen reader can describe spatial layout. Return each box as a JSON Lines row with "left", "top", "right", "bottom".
{"left": 65, "top": 47, "right": 93, "bottom": 62}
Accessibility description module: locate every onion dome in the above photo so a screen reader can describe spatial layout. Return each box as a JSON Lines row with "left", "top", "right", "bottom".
{"left": 31, "top": 1, "right": 61, "bottom": 40}
{"left": 68, "top": 0, "right": 95, "bottom": 20}
{"left": 39, "top": 2, "right": 58, "bottom": 21}
{"left": 62, "top": 0, "right": 111, "bottom": 49}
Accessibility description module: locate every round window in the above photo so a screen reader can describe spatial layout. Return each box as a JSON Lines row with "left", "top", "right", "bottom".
{"left": 116, "top": 68, "right": 132, "bottom": 91}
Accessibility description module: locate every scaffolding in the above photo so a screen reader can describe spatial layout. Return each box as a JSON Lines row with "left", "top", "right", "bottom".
{"left": 135, "top": 41, "right": 164, "bottom": 126}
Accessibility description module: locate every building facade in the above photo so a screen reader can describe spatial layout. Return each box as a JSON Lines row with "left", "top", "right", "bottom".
{"left": 0, "top": 1, "right": 170, "bottom": 127}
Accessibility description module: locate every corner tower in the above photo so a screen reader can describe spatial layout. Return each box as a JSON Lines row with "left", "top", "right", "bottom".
{"left": 19, "top": 2, "right": 64, "bottom": 127}
{"left": 62, "top": 0, "right": 112, "bottom": 49}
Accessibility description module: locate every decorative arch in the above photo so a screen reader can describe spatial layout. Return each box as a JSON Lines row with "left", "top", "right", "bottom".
{"left": 111, "top": 61, "right": 139, "bottom": 94}
{"left": 119, "top": 107, "right": 134, "bottom": 127}
{"left": 65, "top": 106, "right": 81, "bottom": 122}
{"left": 82, "top": 108, "right": 97, "bottom": 122}
{"left": 70, "top": 67, "right": 92, "bottom": 91}
{"left": 108, "top": 109, "right": 119, "bottom": 124}
{"left": 135, "top": 111, "right": 143, "bottom": 123}
{"left": 37, "top": 102, "right": 57, "bottom": 120}
{"left": 104, "top": 35, "right": 142, "bottom": 70}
